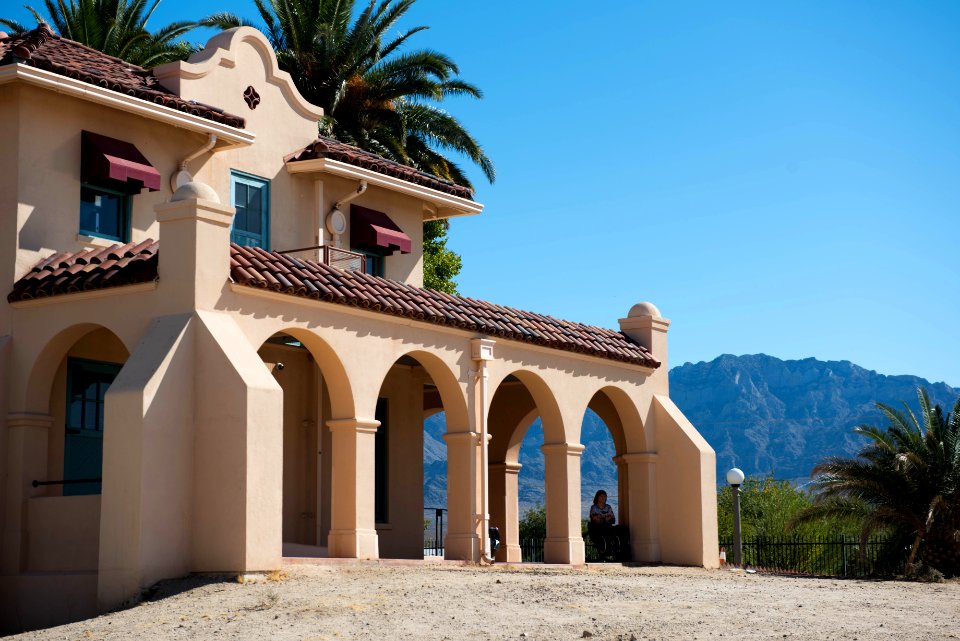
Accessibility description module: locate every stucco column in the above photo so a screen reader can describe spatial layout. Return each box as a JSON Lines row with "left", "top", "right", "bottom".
{"left": 1, "top": 413, "right": 53, "bottom": 573}
{"left": 327, "top": 418, "right": 380, "bottom": 559}
{"left": 442, "top": 430, "right": 480, "bottom": 560}
{"left": 621, "top": 452, "right": 660, "bottom": 562}
{"left": 542, "top": 442, "right": 586, "bottom": 565}
{"left": 613, "top": 455, "right": 630, "bottom": 527}
{"left": 154, "top": 182, "right": 235, "bottom": 313}
{"left": 489, "top": 461, "right": 521, "bottom": 562}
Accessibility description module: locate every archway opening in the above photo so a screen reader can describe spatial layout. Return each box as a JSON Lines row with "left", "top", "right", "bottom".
{"left": 487, "top": 371, "right": 565, "bottom": 563}
{"left": 258, "top": 330, "right": 352, "bottom": 558}
{"left": 582, "top": 387, "right": 644, "bottom": 562}
{"left": 371, "top": 352, "right": 464, "bottom": 560}
{"left": 23, "top": 325, "right": 129, "bottom": 576}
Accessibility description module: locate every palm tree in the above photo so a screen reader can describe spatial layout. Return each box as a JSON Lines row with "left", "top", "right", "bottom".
{"left": 203, "top": 0, "right": 494, "bottom": 189}
{"left": 1, "top": 0, "right": 199, "bottom": 67}
{"left": 791, "top": 388, "right": 960, "bottom": 576}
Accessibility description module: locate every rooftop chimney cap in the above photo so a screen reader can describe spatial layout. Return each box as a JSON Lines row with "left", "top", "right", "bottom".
{"left": 171, "top": 180, "right": 220, "bottom": 204}
{"left": 627, "top": 302, "right": 661, "bottom": 318}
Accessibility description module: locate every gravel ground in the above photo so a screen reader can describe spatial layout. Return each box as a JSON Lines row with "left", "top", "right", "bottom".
{"left": 9, "top": 563, "right": 960, "bottom": 640}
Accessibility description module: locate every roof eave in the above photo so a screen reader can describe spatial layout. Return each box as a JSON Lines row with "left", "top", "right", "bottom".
{"left": 285, "top": 157, "right": 484, "bottom": 218}
{"left": 0, "top": 64, "right": 256, "bottom": 149}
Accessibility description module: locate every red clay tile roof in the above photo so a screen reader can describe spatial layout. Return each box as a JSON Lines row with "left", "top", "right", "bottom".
{"left": 7, "top": 240, "right": 158, "bottom": 302}
{"left": 9, "top": 242, "right": 657, "bottom": 367}
{"left": 230, "top": 245, "right": 658, "bottom": 368}
{"left": 0, "top": 25, "right": 245, "bottom": 129}
{"left": 287, "top": 137, "right": 474, "bottom": 200}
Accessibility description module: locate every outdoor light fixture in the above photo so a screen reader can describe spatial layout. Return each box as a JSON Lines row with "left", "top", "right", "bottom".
{"left": 726, "top": 467, "right": 745, "bottom": 567}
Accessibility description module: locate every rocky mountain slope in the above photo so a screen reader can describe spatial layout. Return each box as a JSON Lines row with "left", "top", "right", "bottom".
{"left": 423, "top": 354, "right": 957, "bottom": 515}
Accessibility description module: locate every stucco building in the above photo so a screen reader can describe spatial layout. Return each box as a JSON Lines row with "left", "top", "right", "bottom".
{"left": 0, "top": 25, "right": 719, "bottom": 632}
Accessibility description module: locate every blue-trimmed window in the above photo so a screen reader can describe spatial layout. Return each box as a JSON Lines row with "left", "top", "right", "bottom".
{"left": 64, "top": 358, "right": 122, "bottom": 496}
{"left": 230, "top": 171, "right": 270, "bottom": 248}
{"left": 80, "top": 183, "right": 130, "bottom": 242}
{"left": 357, "top": 249, "right": 386, "bottom": 277}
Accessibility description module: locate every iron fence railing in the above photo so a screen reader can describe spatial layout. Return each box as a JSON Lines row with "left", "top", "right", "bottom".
{"left": 276, "top": 245, "right": 367, "bottom": 272}
{"left": 520, "top": 538, "right": 544, "bottom": 563}
{"left": 719, "top": 535, "right": 902, "bottom": 577}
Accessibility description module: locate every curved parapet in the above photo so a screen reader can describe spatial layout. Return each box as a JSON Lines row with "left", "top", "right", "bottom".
{"left": 153, "top": 27, "right": 323, "bottom": 145}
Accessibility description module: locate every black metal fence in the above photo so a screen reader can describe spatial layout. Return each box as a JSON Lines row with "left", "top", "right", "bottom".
{"left": 719, "top": 535, "right": 902, "bottom": 577}
{"left": 518, "top": 538, "right": 621, "bottom": 563}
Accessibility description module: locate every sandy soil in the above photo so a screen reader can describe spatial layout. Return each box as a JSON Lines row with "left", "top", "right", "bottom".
{"left": 10, "top": 563, "right": 960, "bottom": 640}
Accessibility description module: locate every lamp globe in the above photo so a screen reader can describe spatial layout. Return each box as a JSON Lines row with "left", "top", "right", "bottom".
{"left": 726, "top": 468, "right": 745, "bottom": 486}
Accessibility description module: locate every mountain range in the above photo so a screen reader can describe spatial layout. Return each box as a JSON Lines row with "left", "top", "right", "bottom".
{"left": 423, "top": 354, "right": 957, "bottom": 517}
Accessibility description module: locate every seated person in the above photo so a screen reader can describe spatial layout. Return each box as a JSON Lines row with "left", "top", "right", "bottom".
{"left": 588, "top": 490, "right": 616, "bottom": 555}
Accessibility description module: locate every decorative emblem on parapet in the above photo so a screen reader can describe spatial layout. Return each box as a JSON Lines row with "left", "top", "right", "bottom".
{"left": 243, "top": 86, "right": 261, "bottom": 110}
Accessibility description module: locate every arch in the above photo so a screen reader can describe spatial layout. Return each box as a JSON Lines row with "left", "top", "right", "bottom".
{"left": 580, "top": 385, "right": 652, "bottom": 562}
{"left": 585, "top": 385, "right": 649, "bottom": 453}
{"left": 357, "top": 349, "right": 469, "bottom": 433}
{"left": 503, "top": 408, "right": 539, "bottom": 466}
{"left": 488, "top": 369, "right": 565, "bottom": 446}
{"left": 265, "top": 327, "right": 356, "bottom": 420}
{"left": 24, "top": 323, "right": 132, "bottom": 414}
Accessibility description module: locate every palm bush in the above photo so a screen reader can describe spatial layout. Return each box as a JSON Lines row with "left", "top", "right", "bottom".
{"left": 791, "top": 388, "right": 960, "bottom": 576}
{"left": 1, "top": 0, "right": 200, "bottom": 67}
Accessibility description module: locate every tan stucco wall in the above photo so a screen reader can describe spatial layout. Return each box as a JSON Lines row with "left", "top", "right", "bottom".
{"left": 9, "top": 84, "right": 195, "bottom": 278}
{"left": 653, "top": 395, "right": 720, "bottom": 569}
{"left": 0, "top": 24, "right": 720, "bottom": 633}
{"left": 26, "top": 495, "right": 100, "bottom": 572}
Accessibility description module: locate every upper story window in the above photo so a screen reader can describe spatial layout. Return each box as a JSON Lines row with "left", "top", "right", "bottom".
{"left": 357, "top": 249, "right": 386, "bottom": 277}
{"left": 80, "top": 184, "right": 130, "bottom": 242}
{"left": 80, "top": 131, "right": 160, "bottom": 243}
{"left": 64, "top": 358, "right": 122, "bottom": 496}
{"left": 349, "top": 205, "right": 412, "bottom": 279}
{"left": 231, "top": 170, "right": 270, "bottom": 249}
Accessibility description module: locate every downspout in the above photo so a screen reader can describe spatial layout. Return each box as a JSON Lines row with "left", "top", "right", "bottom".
{"left": 479, "top": 358, "right": 493, "bottom": 563}
{"left": 471, "top": 338, "right": 496, "bottom": 564}
{"left": 170, "top": 133, "right": 218, "bottom": 191}
{"left": 325, "top": 181, "right": 368, "bottom": 248}
{"left": 335, "top": 180, "right": 368, "bottom": 209}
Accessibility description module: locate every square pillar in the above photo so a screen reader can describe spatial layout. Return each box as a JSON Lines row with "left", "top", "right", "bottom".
{"left": 442, "top": 430, "right": 480, "bottom": 561}
{"left": 489, "top": 461, "right": 522, "bottom": 562}
{"left": 542, "top": 442, "right": 585, "bottom": 565}
{"left": 621, "top": 452, "right": 660, "bottom": 562}
{"left": 327, "top": 418, "right": 379, "bottom": 559}
{"left": 1, "top": 413, "right": 53, "bottom": 574}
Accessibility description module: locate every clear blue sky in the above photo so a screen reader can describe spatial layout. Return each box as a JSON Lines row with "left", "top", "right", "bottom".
{"left": 7, "top": 1, "right": 959, "bottom": 386}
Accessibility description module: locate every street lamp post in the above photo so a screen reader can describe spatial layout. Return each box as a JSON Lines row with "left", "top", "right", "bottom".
{"left": 726, "top": 467, "right": 745, "bottom": 567}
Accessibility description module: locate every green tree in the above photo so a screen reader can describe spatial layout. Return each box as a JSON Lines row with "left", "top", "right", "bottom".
{"left": 519, "top": 504, "right": 546, "bottom": 541}
{"left": 1, "top": 0, "right": 201, "bottom": 67}
{"left": 422, "top": 219, "right": 461, "bottom": 293}
{"left": 791, "top": 388, "right": 960, "bottom": 576}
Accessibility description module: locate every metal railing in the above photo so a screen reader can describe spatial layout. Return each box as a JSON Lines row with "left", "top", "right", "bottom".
{"left": 423, "top": 507, "right": 446, "bottom": 557}
{"left": 518, "top": 538, "right": 629, "bottom": 563}
{"left": 32, "top": 478, "right": 101, "bottom": 488}
{"left": 719, "top": 535, "right": 900, "bottom": 577}
{"left": 277, "top": 245, "right": 367, "bottom": 273}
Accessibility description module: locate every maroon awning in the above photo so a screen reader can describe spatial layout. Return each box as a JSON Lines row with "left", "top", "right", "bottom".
{"left": 351, "top": 205, "right": 412, "bottom": 255}
{"left": 81, "top": 130, "right": 161, "bottom": 193}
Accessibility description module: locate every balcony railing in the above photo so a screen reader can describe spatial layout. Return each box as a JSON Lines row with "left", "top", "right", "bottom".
{"left": 276, "top": 245, "right": 367, "bottom": 273}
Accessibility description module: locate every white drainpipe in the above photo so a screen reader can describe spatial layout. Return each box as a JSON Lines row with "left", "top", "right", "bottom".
{"left": 171, "top": 133, "right": 218, "bottom": 191}
{"left": 471, "top": 338, "right": 496, "bottom": 563}
{"left": 335, "top": 180, "right": 368, "bottom": 209}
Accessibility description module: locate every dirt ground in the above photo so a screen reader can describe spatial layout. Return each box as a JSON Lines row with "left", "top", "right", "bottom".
{"left": 9, "top": 563, "right": 960, "bottom": 640}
